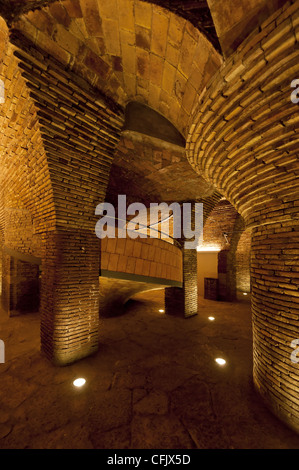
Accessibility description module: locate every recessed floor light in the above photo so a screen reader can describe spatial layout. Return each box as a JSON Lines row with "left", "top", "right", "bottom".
{"left": 73, "top": 378, "right": 86, "bottom": 388}
{"left": 243, "top": 293, "right": 248, "bottom": 296}
{"left": 159, "top": 309, "right": 164, "bottom": 313}
{"left": 208, "top": 316, "right": 215, "bottom": 321}
{"left": 215, "top": 358, "right": 226, "bottom": 366}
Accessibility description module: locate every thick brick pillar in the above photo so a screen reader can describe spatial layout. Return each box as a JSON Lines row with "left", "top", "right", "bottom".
{"left": 165, "top": 204, "right": 198, "bottom": 318}
{"left": 9, "top": 34, "right": 123, "bottom": 365}
{"left": 165, "top": 247, "right": 198, "bottom": 318}
{"left": 40, "top": 231, "right": 100, "bottom": 365}
{"left": 1, "top": 249, "right": 40, "bottom": 316}
{"left": 251, "top": 220, "right": 299, "bottom": 432}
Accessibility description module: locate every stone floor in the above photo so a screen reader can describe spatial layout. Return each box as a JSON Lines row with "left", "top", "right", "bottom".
{"left": 0, "top": 289, "right": 299, "bottom": 449}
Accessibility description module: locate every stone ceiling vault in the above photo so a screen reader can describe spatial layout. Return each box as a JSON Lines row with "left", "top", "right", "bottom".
{"left": 11, "top": 0, "right": 223, "bottom": 139}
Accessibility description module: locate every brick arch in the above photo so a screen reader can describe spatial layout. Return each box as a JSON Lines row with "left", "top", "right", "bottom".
{"left": 197, "top": 199, "right": 243, "bottom": 301}
{"left": 187, "top": 3, "right": 299, "bottom": 434}
{"left": 13, "top": 0, "right": 222, "bottom": 137}
{"left": 186, "top": 3, "right": 299, "bottom": 227}
{"left": 4, "top": 0, "right": 221, "bottom": 365}
{"left": 0, "top": 17, "right": 58, "bottom": 318}
{"left": 0, "top": 18, "right": 55, "bottom": 239}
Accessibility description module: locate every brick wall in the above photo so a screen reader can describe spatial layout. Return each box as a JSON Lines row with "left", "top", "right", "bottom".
{"left": 236, "top": 227, "right": 251, "bottom": 294}
{"left": 197, "top": 199, "right": 242, "bottom": 300}
{"left": 165, "top": 195, "right": 222, "bottom": 317}
{"left": 0, "top": 18, "right": 51, "bottom": 316}
{"left": 2, "top": 252, "right": 40, "bottom": 315}
{"left": 101, "top": 235, "right": 183, "bottom": 284}
{"left": 198, "top": 199, "right": 239, "bottom": 251}
{"left": 251, "top": 220, "right": 299, "bottom": 432}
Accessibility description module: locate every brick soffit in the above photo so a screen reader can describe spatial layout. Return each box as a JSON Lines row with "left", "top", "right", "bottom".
{"left": 0, "top": 0, "right": 222, "bottom": 54}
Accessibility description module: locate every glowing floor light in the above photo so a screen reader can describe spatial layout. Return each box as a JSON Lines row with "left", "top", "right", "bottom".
{"left": 73, "top": 378, "right": 86, "bottom": 388}
{"left": 215, "top": 358, "right": 226, "bottom": 366}
{"left": 243, "top": 293, "right": 248, "bottom": 296}
{"left": 196, "top": 246, "right": 220, "bottom": 252}
{"left": 208, "top": 316, "right": 215, "bottom": 321}
{"left": 159, "top": 309, "right": 165, "bottom": 313}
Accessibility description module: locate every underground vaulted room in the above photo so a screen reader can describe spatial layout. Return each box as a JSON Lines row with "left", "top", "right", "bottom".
{"left": 0, "top": 0, "right": 299, "bottom": 450}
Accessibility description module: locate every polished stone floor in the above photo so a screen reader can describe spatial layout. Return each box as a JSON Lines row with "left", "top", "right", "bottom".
{"left": 0, "top": 289, "right": 299, "bottom": 449}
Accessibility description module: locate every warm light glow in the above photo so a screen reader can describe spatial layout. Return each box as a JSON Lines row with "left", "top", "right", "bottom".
{"left": 215, "top": 358, "right": 226, "bottom": 366}
{"left": 208, "top": 316, "right": 215, "bottom": 321}
{"left": 159, "top": 309, "right": 165, "bottom": 313}
{"left": 73, "top": 378, "right": 86, "bottom": 388}
{"left": 197, "top": 246, "right": 220, "bottom": 252}
{"left": 243, "top": 293, "right": 248, "bottom": 296}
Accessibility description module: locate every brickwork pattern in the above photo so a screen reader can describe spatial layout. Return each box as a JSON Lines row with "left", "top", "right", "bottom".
{"left": 0, "top": 21, "right": 54, "bottom": 240}
{"left": 208, "top": 0, "right": 290, "bottom": 57}
{"left": 187, "top": 1, "right": 299, "bottom": 227}
{"left": 0, "top": 19, "right": 52, "bottom": 318}
{"left": 41, "top": 230, "right": 100, "bottom": 365}
{"left": 5, "top": 30, "right": 124, "bottom": 362}
{"left": 101, "top": 235, "right": 183, "bottom": 284}
{"left": 187, "top": 1, "right": 299, "bottom": 432}
{"left": 107, "top": 132, "right": 214, "bottom": 206}
{"left": 13, "top": 0, "right": 222, "bottom": 137}
{"left": 11, "top": 31, "right": 124, "bottom": 232}
{"left": 252, "top": 220, "right": 299, "bottom": 432}
{"left": 165, "top": 194, "right": 222, "bottom": 318}
{"left": 198, "top": 199, "right": 239, "bottom": 251}
{"left": 236, "top": 226, "right": 251, "bottom": 293}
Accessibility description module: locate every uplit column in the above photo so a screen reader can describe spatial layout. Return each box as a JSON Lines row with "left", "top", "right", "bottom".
{"left": 11, "top": 34, "right": 124, "bottom": 365}
{"left": 251, "top": 219, "right": 299, "bottom": 432}
{"left": 165, "top": 203, "right": 198, "bottom": 318}
{"left": 40, "top": 230, "right": 100, "bottom": 365}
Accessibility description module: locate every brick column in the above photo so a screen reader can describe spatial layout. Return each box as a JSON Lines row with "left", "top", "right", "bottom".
{"left": 251, "top": 220, "right": 299, "bottom": 432}
{"left": 9, "top": 35, "right": 124, "bottom": 365}
{"left": 165, "top": 246, "right": 198, "bottom": 318}
{"left": 40, "top": 230, "right": 100, "bottom": 365}
{"left": 165, "top": 204, "right": 198, "bottom": 318}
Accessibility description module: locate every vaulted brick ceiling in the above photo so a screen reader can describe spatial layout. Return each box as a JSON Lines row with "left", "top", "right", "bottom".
{"left": 7, "top": 0, "right": 222, "bottom": 206}
{"left": 107, "top": 131, "right": 214, "bottom": 207}
{"left": 10, "top": 0, "right": 222, "bottom": 139}
{"left": 0, "top": 0, "right": 221, "bottom": 52}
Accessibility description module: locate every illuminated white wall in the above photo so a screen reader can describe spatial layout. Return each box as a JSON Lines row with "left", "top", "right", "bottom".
{"left": 197, "top": 251, "right": 218, "bottom": 297}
